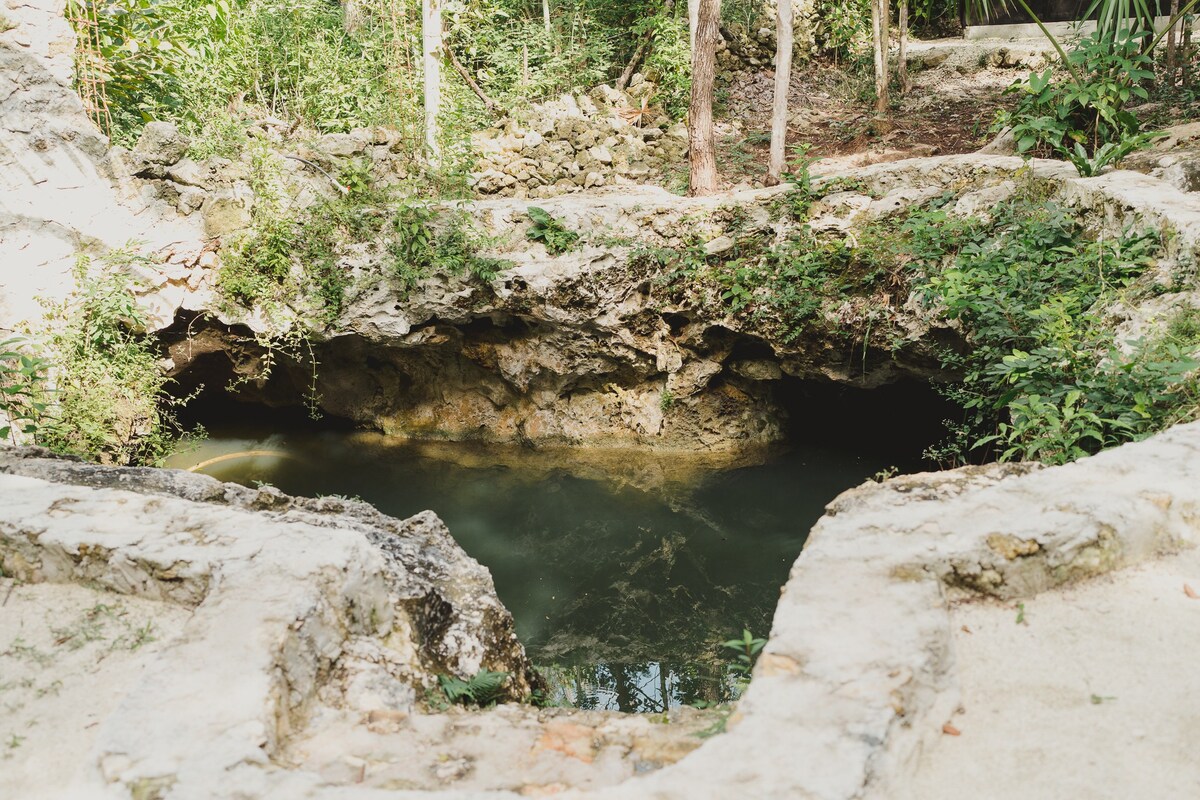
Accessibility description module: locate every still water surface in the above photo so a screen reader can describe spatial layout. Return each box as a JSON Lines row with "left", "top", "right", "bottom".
{"left": 168, "top": 426, "right": 905, "bottom": 711}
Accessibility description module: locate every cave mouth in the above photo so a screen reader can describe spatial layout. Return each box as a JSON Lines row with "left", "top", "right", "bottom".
{"left": 163, "top": 324, "right": 955, "bottom": 712}
{"left": 776, "top": 377, "right": 958, "bottom": 470}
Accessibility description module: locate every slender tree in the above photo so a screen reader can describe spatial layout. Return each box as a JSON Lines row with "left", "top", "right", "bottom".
{"left": 1167, "top": 0, "right": 1180, "bottom": 85}
{"left": 767, "top": 0, "right": 794, "bottom": 185}
{"left": 870, "top": 0, "right": 890, "bottom": 126}
{"left": 689, "top": 0, "right": 701, "bottom": 52}
{"left": 423, "top": 0, "right": 443, "bottom": 161}
{"left": 689, "top": 0, "right": 721, "bottom": 195}
{"left": 897, "top": 0, "right": 910, "bottom": 94}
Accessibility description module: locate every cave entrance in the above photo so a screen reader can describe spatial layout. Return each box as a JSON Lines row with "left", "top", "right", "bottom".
{"left": 775, "top": 376, "right": 958, "bottom": 470}
{"left": 164, "top": 325, "right": 953, "bottom": 711}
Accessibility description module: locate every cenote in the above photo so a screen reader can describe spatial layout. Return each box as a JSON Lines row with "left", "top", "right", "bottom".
{"left": 169, "top": 380, "right": 949, "bottom": 712}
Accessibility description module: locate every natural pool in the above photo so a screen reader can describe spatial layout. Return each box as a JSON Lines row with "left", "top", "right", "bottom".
{"left": 168, "top": 410, "right": 926, "bottom": 712}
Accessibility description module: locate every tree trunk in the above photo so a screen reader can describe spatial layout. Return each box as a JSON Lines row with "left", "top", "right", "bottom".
{"left": 767, "top": 0, "right": 794, "bottom": 185}
{"left": 689, "top": 0, "right": 721, "bottom": 196}
{"left": 342, "top": 0, "right": 363, "bottom": 34}
{"left": 1184, "top": 23, "right": 1193, "bottom": 88}
{"left": 898, "top": 0, "right": 909, "bottom": 95}
{"left": 1168, "top": 0, "right": 1180, "bottom": 86}
{"left": 618, "top": 0, "right": 676, "bottom": 91}
{"left": 422, "top": 0, "right": 442, "bottom": 161}
{"left": 689, "top": 0, "right": 701, "bottom": 53}
{"left": 871, "top": 0, "right": 890, "bottom": 125}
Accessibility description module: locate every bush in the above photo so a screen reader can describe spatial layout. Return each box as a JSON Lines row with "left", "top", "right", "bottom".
{"left": 996, "top": 28, "right": 1161, "bottom": 175}
{"left": 0, "top": 338, "right": 51, "bottom": 445}
{"left": 910, "top": 197, "right": 1200, "bottom": 464}
{"left": 525, "top": 207, "right": 580, "bottom": 255}
{"left": 40, "top": 254, "right": 200, "bottom": 465}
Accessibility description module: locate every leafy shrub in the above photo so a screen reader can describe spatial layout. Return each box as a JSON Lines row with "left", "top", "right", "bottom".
{"left": 996, "top": 28, "right": 1160, "bottom": 175}
{"left": 388, "top": 203, "right": 507, "bottom": 291}
{"left": 639, "top": 12, "right": 691, "bottom": 119}
{"left": 526, "top": 207, "right": 580, "bottom": 255}
{"left": 645, "top": 184, "right": 1196, "bottom": 467}
{"left": 812, "top": 0, "right": 873, "bottom": 65}
{"left": 437, "top": 669, "right": 509, "bottom": 707}
{"left": 0, "top": 339, "right": 51, "bottom": 445}
{"left": 909, "top": 197, "right": 1199, "bottom": 464}
{"left": 41, "top": 256, "right": 200, "bottom": 465}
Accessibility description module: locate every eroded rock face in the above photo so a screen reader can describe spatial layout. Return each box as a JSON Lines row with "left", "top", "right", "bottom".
{"left": 0, "top": 0, "right": 204, "bottom": 334}
{"left": 0, "top": 447, "right": 538, "bottom": 798}
{"left": 157, "top": 155, "right": 1200, "bottom": 452}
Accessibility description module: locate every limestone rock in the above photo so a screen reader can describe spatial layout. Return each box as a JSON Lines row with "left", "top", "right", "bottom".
{"left": 201, "top": 184, "right": 254, "bottom": 238}
{"left": 132, "top": 121, "right": 190, "bottom": 176}
{"left": 0, "top": 0, "right": 204, "bottom": 332}
{"left": 318, "top": 132, "right": 369, "bottom": 157}
{"left": 0, "top": 447, "right": 539, "bottom": 797}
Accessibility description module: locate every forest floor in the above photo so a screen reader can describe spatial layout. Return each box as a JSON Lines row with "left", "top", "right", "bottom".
{"left": 712, "top": 39, "right": 1033, "bottom": 185}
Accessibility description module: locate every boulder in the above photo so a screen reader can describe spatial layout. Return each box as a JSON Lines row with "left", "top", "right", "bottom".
{"left": 131, "top": 122, "right": 190, "bottom": 177}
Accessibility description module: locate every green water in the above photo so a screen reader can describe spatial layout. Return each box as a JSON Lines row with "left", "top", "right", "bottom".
{"left": 168, "top": 426, "right": 903, "bottom": 711}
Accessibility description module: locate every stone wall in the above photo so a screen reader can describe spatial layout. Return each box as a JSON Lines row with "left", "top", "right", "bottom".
{"left": 471, "top": 81, "right": 689, "bottom": 198}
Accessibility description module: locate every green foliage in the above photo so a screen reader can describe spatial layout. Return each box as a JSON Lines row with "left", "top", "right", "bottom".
{"left": 909, "top": 197, "right": 1200, "bottom": 465}
{"left": 437, "top": 669, "right": 509, "bottom": 707}
{"left": 720, "top": 628, "right": 765, "bottom": 680}
{"left": 219, "top": 155, "right": 391, "bottom": 320}
{"left": 780, "top": 143, "right": 822, "bottom": 218}
{"left": 389, "top": 202, "right": 509, "bottom": 291}
{"left": 389, "top": 202, "right": 438, "bottom": 288}
{"left": 447, "top": 1, "right": 615, "bottom": 119}
{"left": 41, "top": 254, "right": 201, "bottom": 465}
{"left": 0, "top": 339, "right": 51, "bottom": 444}
{"left": 69, "top": 0, "right": 423, "bottom": 149}
{"left": 67, "top": 0, "right": 189, "bottom": 140}
{"left": 647, "top": 181, "right": 1196, "bottom": 467}
{"left": 639, "top": 11, "right": 691, "bottom": 119}
{"left": 813, "top": 0, "right": 873, "bottom": 64}
{"left": 997, "top": 28, "right": 1161, "bottom": 174}
{"left": 526, "top": 207, "right": 580, "bottom": 255}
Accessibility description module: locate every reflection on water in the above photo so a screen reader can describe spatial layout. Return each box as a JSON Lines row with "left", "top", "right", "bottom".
{"left": 169, "top": 427, "right": 903, "bottom": 711}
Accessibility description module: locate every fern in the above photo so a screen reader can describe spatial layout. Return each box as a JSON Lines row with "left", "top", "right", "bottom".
{"left": 437, "top": 669, "right": 509, "bottom": 706}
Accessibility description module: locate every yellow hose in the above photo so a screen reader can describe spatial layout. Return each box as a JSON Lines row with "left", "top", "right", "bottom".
{"left": 186, "top": 449, "right": 295, "bottom": 473}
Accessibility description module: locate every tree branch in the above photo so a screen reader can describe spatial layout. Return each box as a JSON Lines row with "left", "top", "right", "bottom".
{"left": 445, "top": 45, "right": 500, "bottom": 114}
{"left": 617, "top": 0, "right": 676, "bottom": 91}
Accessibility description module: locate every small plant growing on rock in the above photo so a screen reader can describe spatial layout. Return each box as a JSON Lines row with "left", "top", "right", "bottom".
{"left": 525, "top": 207, "right": 580, "bottom": 255}
{"left": 389, "top": 203, "right": 509, "bottom": 291}
{"left": 721, "top": 629, "right": 766, "bottom": 679}
{"left": 436, "top": 669, "right": 510, "bottom": 707}
{"left": 0, "top": 338, "right": 50, "bottom": 445}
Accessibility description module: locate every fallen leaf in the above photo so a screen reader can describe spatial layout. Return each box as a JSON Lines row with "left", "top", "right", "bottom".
{"left": 1185, "top": 583, "right": 1198, "bottom": 600}
{"left": 942, "top": 723, "right": 961, "bottom": 736}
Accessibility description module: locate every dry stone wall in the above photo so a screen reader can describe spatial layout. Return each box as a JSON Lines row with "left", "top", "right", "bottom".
{"left": 471, "top": 81, "right": 689, "bottom": 198}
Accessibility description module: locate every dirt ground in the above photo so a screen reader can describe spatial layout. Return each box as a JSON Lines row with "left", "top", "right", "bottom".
{"left": 713, "top": 39, "right": 1044, "bottom": 184}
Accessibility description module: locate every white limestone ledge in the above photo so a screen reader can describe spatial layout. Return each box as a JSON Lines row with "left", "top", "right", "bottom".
{"left": 0, "top": 451, "right": 537, "bottom": 800}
